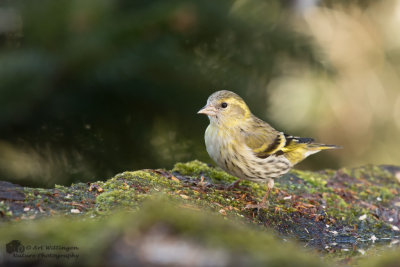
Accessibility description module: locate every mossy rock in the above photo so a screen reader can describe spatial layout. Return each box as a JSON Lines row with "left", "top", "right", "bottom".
{"left": 0, "top": 199, "right": 326, "bottom": 266}
{"left": 1, "top": 160, "right": 400, "bottom": 266}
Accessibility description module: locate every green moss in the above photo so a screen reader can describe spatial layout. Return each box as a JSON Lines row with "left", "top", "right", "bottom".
{"left": 173, "top": 160, "right": 237, "bottom": 183}
{"left": 292, "top": 169, "right": 330, "bottom": 191}
{"left": 3, "top": 160, "right": 400, "bottom": 265}
{"left": 96, "top": 190, "right": 145, "bottom": 213}
{"left": 0, "top": 198, "right": 325, "bottom": 267}
{"left": 172, "top": 160, "right": 269, "bottom": 201}
{"left": 0, "top": 201, "right": 13, "bottom": 217}
{"left": 376, "top": 186, "right": 395, "bottom": 200}
{"left": 94, "top": 169, "right": 237, "bottom": 214}
{"left": 94, "top": 170, "right": 181, "bottom": 213}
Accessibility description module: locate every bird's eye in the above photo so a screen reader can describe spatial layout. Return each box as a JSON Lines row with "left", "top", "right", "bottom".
{"left": 221, "top": 102, "right": 228, "bottom": 108}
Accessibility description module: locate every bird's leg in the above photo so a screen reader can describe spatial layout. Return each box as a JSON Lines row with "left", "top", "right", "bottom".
{"left": 245, "top": 178, "right": 274, "bottom": 210}
{"left": 225, "top": 179, "right": 243, "bottom": 190}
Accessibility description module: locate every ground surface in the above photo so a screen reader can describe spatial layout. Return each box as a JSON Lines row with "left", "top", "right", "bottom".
{"left": 1, "top": 161, "right": 400, "bottom": 266}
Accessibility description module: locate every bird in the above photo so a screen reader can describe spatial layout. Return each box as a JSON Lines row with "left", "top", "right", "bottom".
{"left": 198, "top": 90, "right": 341, "bottom": 209}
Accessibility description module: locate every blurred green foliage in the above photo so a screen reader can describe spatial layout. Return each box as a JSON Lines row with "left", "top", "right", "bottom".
{"left": 0, "top": 0, "right": 325, "bottom": 186}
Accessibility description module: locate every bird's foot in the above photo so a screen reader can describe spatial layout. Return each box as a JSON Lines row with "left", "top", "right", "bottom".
{"left": 244, "top": 201, "right": 269, "bottom": 210}
{"left": 225, "top": 179, "right": 242, "bottom": 190}
{"left": 244, "top": 188, "right": 271, "bottom": 210}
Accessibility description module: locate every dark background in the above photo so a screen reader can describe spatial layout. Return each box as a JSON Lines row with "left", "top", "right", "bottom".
{"left": 0, "top": 0, "right": 398, "bottom": 187}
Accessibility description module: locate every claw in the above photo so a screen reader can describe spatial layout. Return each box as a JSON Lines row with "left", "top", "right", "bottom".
{"left": 244, "top": 201, "right": 269, "bottom": 210}
{"left": 225, "top": 179, "right": 242, "bottom": 190}
{"left": 244, "top": 186, "right": 271, "bottom": 210}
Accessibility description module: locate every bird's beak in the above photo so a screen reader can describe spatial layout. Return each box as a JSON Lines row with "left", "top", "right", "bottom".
{"left": 198, "top": 104, "right": 217, "bottom": 116}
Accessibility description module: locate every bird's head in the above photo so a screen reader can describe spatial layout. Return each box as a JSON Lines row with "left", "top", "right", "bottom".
{"left": 198, "top": 90, "right": 251, "bottom": 127}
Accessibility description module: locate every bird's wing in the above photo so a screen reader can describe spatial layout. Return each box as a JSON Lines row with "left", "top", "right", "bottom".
{"left": 243, "top": 118, "right": 287, "bottom": 159}
{"left": 281, "top": 135, "right": 342, "bottom": 165}
{"left": 282, "top": 135, "right": 314, "bottom": 149}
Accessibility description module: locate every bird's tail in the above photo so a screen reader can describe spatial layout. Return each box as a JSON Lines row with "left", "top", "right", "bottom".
{"left": 307, "top": 143, "right": 343, "bottom": 151}
{"left": 281, "top": 139, "right": 342, "bottom": 165}
{"left": 299, "top": 143, "right": 342, "bottom": 163}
